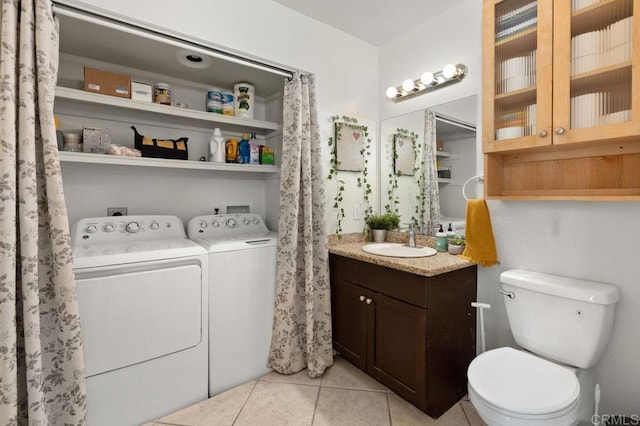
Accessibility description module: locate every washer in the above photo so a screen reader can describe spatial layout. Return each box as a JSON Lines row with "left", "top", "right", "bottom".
{"left": 71, "top": 215, "right": 208, "bottom": 426}
{"left": 187, "top": 213, "right": 277, "bottom": 396}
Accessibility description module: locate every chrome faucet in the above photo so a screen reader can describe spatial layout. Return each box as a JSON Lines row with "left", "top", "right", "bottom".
{"left": 405, "top": 223, "right": 416, "bottom": 247}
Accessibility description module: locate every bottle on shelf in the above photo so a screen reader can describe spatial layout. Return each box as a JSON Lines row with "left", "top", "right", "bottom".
{"left": 237, "top": 133, "right": 251, "bottom": 164}
{"left": 209, "top": 128, "right": 225, "bottom": 163}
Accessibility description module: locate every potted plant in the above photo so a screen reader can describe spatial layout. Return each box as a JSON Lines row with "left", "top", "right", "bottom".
{"left": 447, "top": 235, "right": 465, "bottom": 255}
{"left": 366, "top": 213, "right": 400, "bottom": 242}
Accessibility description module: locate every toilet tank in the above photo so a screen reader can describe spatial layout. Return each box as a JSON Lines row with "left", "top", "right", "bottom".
{"left": 500, "top": 269, "right": 619, "bottom": 369}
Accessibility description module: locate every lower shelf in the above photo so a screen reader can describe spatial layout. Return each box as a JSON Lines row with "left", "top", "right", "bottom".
{"left": 58, "top": 151, "right": 280, "bottom": 173}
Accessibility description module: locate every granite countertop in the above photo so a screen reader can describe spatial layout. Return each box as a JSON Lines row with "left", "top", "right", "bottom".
{"left": 327, "top": 232, "right": 475, "bottom": 277}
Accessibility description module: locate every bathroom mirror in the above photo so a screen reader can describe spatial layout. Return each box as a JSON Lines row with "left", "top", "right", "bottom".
{"left": 379, "top": 95, "right": 478, "bottom": 234}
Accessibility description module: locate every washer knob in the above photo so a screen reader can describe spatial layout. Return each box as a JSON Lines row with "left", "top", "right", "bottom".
{"left": 212, "top": 220, "right": 220, "bottom": 228}
{"left": 150, "top": 222, "right": 160, "bottom": 230}
{"left": 86, "top": 225, "right": 97, "bottom": 234}
{"left": 226, "top": 218, "right": 237, "bottom": 228}
{"left": 253, "top": 218, "right": 260, "bottom": 224}
{"left": 103, "top": 224, "right": 115, "bottom": 233}
{"left": 125, "top": 222, "right": 140, "bottom": 233}
{"left": 200, "top": 221, "right": 208, "bottom": 229}
{"left": 243, "top": 218, "right": 250, "bottom": 225}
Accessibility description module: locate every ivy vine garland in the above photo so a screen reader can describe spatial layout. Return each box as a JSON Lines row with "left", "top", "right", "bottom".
{"left": 386, "top": 128, "right": 426, "bottom": 229}
{"left": 327, "top": 115, "right": 373, "bottom": 236}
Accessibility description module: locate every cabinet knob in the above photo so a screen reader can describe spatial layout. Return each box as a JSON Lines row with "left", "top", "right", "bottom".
{"left": 365, "top": 298, "right": 372, "bottom": 305}
{"left": 359, "top": 295, "right": 365, "bottom": 302}
{"left": 554, "top": 127, "right": 565, "bottom": 135}
{"left": 538, "top": 130, "right": 548, "bottom": 137}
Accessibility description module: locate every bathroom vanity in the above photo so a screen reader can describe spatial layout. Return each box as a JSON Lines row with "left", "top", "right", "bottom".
{"left": 328, "top": 247, "right": 477, "bottom": 418}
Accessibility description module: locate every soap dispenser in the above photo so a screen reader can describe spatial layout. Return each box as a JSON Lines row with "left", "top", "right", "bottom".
{"left": 209, "top": 128, "right": 225, "bottom": 163}
{"left": 446, "top": 223, "right": 456, "bottom": 239}
{"left": 435, "top": 224, "right": 448, "bottom": 252}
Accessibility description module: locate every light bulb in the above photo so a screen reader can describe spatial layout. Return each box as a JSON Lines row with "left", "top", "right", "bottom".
{"left": 442, "top": 64, "right": 458, "bottom": 79}
{"left": 402, "top": 79, "right": 416, "bottom": 92}
{"left": 386, "top": 86, "right": 398, "bottom": 99}
{"left": 420, "top": 71, "right": 434, "bottom": 85}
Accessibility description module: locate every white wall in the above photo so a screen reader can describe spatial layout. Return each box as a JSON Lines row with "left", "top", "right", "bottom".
{"left": 379, "top": 0, "right": 640, "bottom": 417}
{"left": 63, "top": 0, "right": 379, "bottom": 233}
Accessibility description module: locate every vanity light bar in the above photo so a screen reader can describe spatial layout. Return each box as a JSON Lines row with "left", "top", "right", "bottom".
{"left": 386, "top": 64, "right": 468, "bottom": 103}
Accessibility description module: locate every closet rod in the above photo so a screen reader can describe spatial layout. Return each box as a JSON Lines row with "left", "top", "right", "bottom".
{"left": 435, "top": 114, "right": 476, "bottom": 131}
{"left": 52, "top": 2, "right": 294, "bottom": 80}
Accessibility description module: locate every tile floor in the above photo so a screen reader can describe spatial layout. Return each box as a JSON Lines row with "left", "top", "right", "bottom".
{"left": 144, "top": 356, "right": 486, "bottom": 426}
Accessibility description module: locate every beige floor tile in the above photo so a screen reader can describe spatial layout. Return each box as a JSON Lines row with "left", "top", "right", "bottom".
{"left": 435, "top": 403, "right": 470, "bottom": 426}
{"left": 388, "top": 393, "right": 436, "bottom": 425}
{"left": 159, "top": 380, "right": 256, "bottom": 426}
{"left": 234, "top": 381, "right": 318, "bottom": 426}
{"left": 260, "top": 368, "right": 322, "bottom": 386}
{"left": 313, "top": 387, "right": 390, "bottom": 426}
{"left": 460, "top": 400, "right": 487, "bottom": 426}
{"left": 321, "top": 357, "right": 386, "bottom": 391}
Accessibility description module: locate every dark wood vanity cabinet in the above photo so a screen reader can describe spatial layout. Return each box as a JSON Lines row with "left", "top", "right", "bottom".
{"left": 329, "top": 254, "right": 477, "bottom": 418}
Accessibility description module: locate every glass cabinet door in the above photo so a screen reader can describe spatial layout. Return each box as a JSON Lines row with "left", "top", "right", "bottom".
{"left": 553, "top": 0, "right": 639, "bottom": 145}
{"left": 483, "top": 0, "right": 554, "bottom": 152}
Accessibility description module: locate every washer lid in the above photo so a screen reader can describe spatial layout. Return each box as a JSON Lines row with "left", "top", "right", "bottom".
{"left": 467, "top": 347, "right": 580, "bottom": 415}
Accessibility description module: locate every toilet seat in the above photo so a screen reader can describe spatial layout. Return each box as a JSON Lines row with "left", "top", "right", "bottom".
{"left": 468, "top": 347, "right": 580, "bottom": 424}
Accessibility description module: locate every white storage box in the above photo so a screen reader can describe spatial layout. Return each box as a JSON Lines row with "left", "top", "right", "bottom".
{"left": 131, "top": 81, "right": 153, "bottom": 102}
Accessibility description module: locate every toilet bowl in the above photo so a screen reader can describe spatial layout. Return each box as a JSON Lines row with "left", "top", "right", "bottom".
{"left": 468, "top": 347, "right": 580, "bottom": 425}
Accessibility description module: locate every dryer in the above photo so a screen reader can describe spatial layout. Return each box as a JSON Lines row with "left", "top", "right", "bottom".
{"left": 71, "top": 215, "right": 208, "bottom": 426}
{"left": 187, "top": 213, "right": 277, "bottom": 396}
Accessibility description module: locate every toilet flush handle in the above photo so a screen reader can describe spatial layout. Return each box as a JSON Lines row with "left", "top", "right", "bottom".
{"left": 499, "top": 289, "right": 516, "bottom": 299}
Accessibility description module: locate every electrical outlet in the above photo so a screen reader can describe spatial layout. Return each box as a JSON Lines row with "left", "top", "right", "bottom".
{"left": 353, "top": 204, "right": 362, "bottom": 220}
{"left": 107, "top": 207, "right": 128, "bottom": 216}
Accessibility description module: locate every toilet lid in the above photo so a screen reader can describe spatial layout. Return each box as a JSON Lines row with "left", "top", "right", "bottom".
{"left": 468, "top": 347, "right": 580, "bottom": 415}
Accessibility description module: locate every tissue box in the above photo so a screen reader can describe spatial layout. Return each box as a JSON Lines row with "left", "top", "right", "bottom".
{"left": 82, "top": 127, "right": 111, "bottom": 153}
{"left": 131, "top": 81, "right": 153, "bottom": 102}
{"left": 84, "top": 67, "right": 131, "bottom": 98}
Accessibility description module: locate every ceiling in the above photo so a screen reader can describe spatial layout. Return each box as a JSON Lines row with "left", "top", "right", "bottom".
{"left": 273, "top": 0, "right": 464, "bottom": 46}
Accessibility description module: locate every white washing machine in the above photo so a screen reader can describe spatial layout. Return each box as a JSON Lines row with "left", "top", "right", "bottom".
{"left": 187, "top": 213, "right": 277, "bottom": 396}
{"left": 71, "top": 215, "right": 208, "bottom": 426}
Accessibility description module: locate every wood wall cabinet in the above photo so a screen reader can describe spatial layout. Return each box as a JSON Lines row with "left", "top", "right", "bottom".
{"left": 329, "top": 254, "right": 477, "bottom": 418}
{"left": 483, "top": 0, "right": 640, "bottom": 199}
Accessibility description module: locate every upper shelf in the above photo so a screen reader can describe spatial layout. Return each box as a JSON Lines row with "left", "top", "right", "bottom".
{"left": 55, "top": 86, "right": 282, "bottom": 133}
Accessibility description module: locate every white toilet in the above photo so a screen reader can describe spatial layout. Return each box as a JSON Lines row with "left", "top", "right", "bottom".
{"left": 467, "top": 269, "right": 620, "bottom": 426}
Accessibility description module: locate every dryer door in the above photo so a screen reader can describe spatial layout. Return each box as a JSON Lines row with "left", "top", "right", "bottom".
{"left": 76, "top": 262, "right": 202, "bottom": 377}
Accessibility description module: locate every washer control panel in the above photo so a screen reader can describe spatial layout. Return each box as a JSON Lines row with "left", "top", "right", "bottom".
{"left": 188, "top": 213, "right": 268, "bottom": 238}
{"left": 71, "top": 215, "right": 186, "bottom": 246}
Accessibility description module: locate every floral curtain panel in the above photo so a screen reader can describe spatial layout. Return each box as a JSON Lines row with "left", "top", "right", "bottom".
{"left": 268, "top": 72, "right": 333, "bottom": 378}
{"left": 0, "top": 0, "right": 87, "bottom": 424}
{"left": 423, "top": 111, "right": 441, "bottom": 234}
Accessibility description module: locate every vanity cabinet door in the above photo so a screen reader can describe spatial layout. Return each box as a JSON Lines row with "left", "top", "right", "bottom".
{"left": 368, "top": 291, "right": 427, "bottom": 410}
{"left": 331, "top": 277, "right": 368, "bottom": 370}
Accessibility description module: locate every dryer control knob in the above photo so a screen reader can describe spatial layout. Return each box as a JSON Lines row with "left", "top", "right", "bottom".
{"left": 103, "top": 224, "right": 115, "bottom": 233}
{"left": 86, "top": 225, "right": 97, "bottom": 234}
{"left": 212, "top": 221, "right": 220, "bottom": 228}
{"left": 226, "top": 218, "right": 237, "bottom": 228}
{"left": 150, "top": 222, "right": 160, "bottom": 230}
{"left": 253, "top": 218, "right": 260, "bottom": 224}
{"left": 243, "top": 218, "right": 250, "bottom": 225}
{"left": 125, "top": 222, "right": 140, "bottom": 233}
{"left": 200, "top": 221, "right": 208, "bottom": 229}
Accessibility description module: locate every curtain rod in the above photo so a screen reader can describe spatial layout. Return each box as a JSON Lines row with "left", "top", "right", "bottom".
{"left": 52, "top": 1, "right": 294, "bottom": 80}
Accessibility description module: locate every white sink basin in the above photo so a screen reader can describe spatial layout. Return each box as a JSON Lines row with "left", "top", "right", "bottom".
{"left": 362, "top": 243, "right": 437, "bottom": 258}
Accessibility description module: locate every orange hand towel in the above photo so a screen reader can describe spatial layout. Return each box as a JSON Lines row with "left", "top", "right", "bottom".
{"left": 458, "top": 199, "right": 499, "bottom": 267}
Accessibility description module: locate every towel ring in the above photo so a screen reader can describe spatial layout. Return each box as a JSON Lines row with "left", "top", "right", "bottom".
{"left": 462, "top": 175, "right": 485, "bottom": 201}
